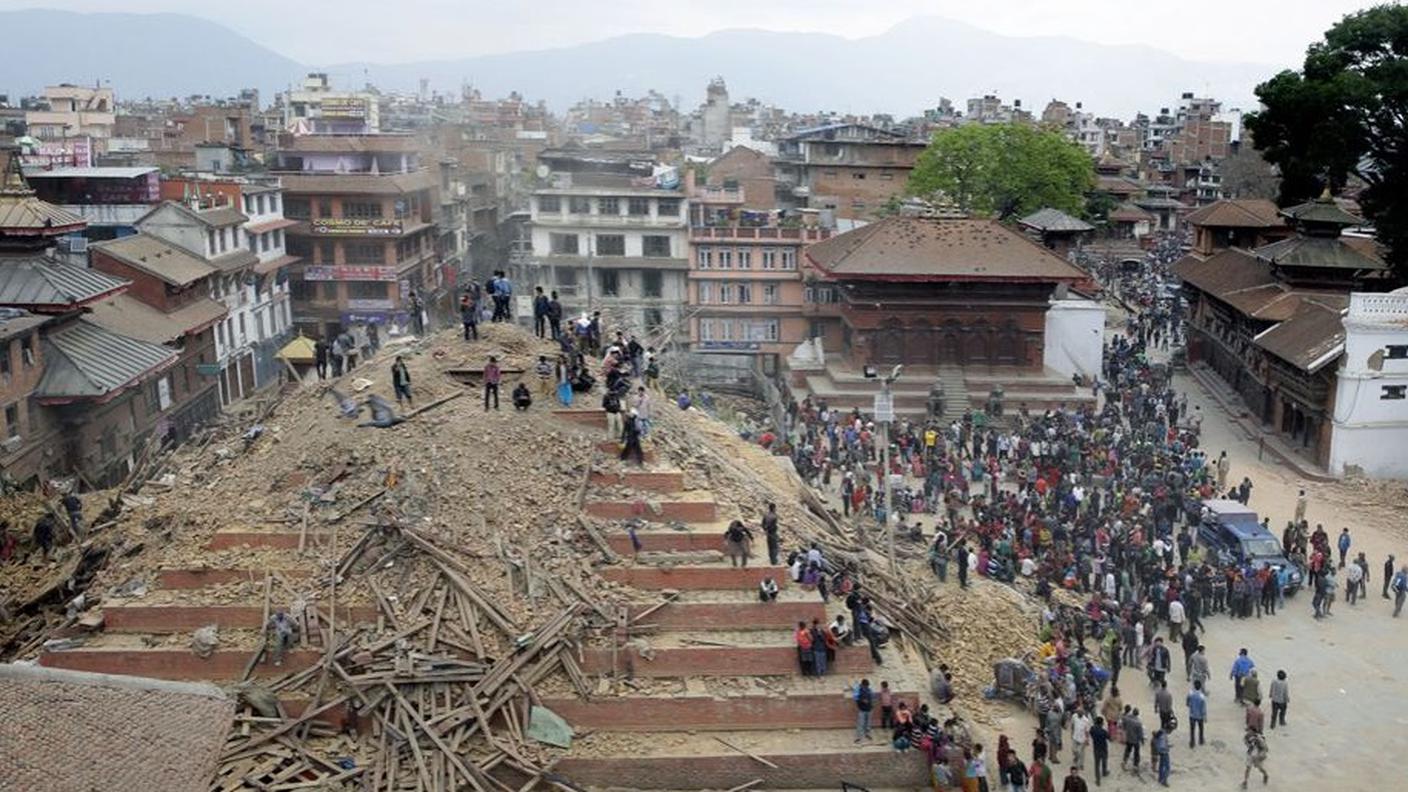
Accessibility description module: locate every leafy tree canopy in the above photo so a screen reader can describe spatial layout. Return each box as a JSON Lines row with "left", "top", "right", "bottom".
{"left": 1245, "top": 4, "right": 1408, "bottom": 277}
{"left": 906, "top": 123, "right": 1093, "bottom": 221}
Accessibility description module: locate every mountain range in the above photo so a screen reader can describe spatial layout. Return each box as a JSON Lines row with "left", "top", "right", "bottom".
{"left": 0, "top": 10, "right": 1277, "bottom": 119}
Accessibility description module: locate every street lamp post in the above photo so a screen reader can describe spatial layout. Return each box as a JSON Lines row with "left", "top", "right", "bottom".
{"left": 873, "top": 365, "right": 902, "bottom": 574}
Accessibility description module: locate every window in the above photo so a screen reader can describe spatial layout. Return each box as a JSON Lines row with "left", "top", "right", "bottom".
{"left": 348, "top": 281, "right": 387, "bottom": 299}
{"left": 657, "top": 198, "right": 680, "bottom": 217}
{"left": 644, "top": 308, "right": 663, "bottom": 330}
{"left": 763, "top": 284, "right": 779, "bottom": 304}
{"left": 719, "top": 284, "right": 734, "bottom": 304}
{"left": 717, "top": 249, "right": 733, "bottom": 269}
{"left": 207, "top": 229, "right": 217, "bottom": 255}
{"left": 852, "top": 172, "right": 867, "bottom": 180}
{"left": 257, "top": 194, "right": 267, "bottom": 214}
{"left": 697, "top": 282, "right": 714, "bottom": 303}
{"left": 343, "top": 201, "right": 384, "bottom": 219}
{"left": 284, "top": 198, "right": 310, "bottom": 219}
{"left": 881, "top": 173, "right": 894, "bottom": 181}
{"left": 804, "top": 286, "right": 814, "bottom": 303}
{"left": 345, "top": 242, "right": 384, "bottom": 264}
{"left": 599, "top": 197, "right": 619, "bottom": 215}
{"left": 699, "top": 319, "right": 715, "bottom": 341}
{"left": 642, "top": 236, "right": 671, "bottom": 257}
{"left": 549, "top": 233, "right": 580, "bottom": 255}
{"left": 290, "top": 279, "right": 314, "bottom": 302}
{"left": 781, "top": 249, "right": 797, "bottom": 270}
{"left": 319, "top": 282, "right": 338, "bottom": 301}
{"left": 762, "top": 319, "right": 780, "bottom": 341}
{"left": 599, "top": 269, "right": 619, "bottom": 297}
{"left": 737, "top": 250, "right": 751, "bottom": 269}
{"left": 761, "top": 250, "right": 777, "bottom": 270}
{"left": 3, "top": 403, "right": 17, "bottom": 440}
{"left": 809, "top": 320, "right": 826, "bottom": 339}
{"left": 569, "top": 196, "right": 592, "bottom": 214}
{"left": 274, "top": 229, "right": 283, "bottom": 248}
{"left": 628, "top": 197, "right": 650, "bottom": 216}
{"left": 1386, "top": 345, "right": 1408, "bottom": 360}
{"left": 317, "top": 241, "right": 335, "bottom": 264}
{"left": 642, "top": 270, "right": 662, "bottom": 298}
{"left": 556, "top": 268, "right": 578, "bottom": 287}
{"left": 696, "top": 247, "right": 712, "bottom": 269}
{"left": 0, "top": 342, "right": 10, "bottom": 379}
{"left": 270, "top": 194, "right": 280, "bottom": 213}
{"left": 1383, "top": 385, "right": 1407, "bottom": 400}
{"left": 736, "top": 283, "right": 753, "bottom": 304}
{"left": 823, "top": 143, "right": 841, "bottom": 157}
{"left": 538, "top": 195, "right": 561, "bottom": 213}
{"left": 317, "top": 200, "right": 333, "bottom": 218}
{"left": 19, "top": 335, "right": 34, "bottom": 367}
{"left": 287, "top": 237, "right": 312, "bottom": 259}
{"left": 596, "top": 234, "right": 626, "bottom": 256}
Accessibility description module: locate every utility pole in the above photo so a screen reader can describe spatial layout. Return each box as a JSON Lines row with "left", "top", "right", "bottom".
{"left": 874, "top": 365, "right": 901, "bottom": 574}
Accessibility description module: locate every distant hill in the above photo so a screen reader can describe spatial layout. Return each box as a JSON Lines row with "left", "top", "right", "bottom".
{"left": 0, "top": 10, "right": 304, "bottom": 102}
{"left": 0, "top": 11, "right": 1274, "bottom": 120}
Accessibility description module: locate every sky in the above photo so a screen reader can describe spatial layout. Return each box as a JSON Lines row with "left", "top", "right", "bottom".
{"left": 0, "top": 0, "right": 1384, "bottom": 67}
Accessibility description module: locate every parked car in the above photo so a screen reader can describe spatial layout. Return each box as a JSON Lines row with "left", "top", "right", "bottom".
{"left": 1197, "top": 499, "right": 1304, "bottom": 593}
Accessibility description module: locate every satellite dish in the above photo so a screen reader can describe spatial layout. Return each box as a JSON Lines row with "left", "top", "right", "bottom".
{"left": 536, "top": 164, "right": 550, "bottom": 179}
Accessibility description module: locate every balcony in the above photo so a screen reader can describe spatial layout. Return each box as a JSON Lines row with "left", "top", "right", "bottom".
{"left": 533, "top": 212, "right": 686, "bottom": 228}
{"left": 690, "top": 226, "right": 832, "bottom": 243}
{"left": 689, "top": 186, "right": 744, "bottom": 204}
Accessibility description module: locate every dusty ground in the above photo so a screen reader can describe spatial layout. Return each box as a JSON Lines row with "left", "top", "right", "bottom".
{"left": 980, "top": 369, "right": 1408, "bottom": 792}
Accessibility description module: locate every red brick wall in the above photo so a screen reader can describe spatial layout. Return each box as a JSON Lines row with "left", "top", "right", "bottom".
{"left": 601, "top": 566, "right": 786, "bottom": 591}
{"left": 584, "top": 500, "right": 717, "bottom": 523}
{"left": 105, "top": 606, "right": 376, "bottom": 633}
{"left": 40, "top": 649, "right": 321, "bottom": 680}
{"left": 579, "top": 644, "right": 872, "bottom": 677}
{"left": 556, "top": 750, "right": 930, "bottom": 790}
{"left": 629, "top": 601, "right": 826, "bottom": 631}
{"left": 542, "top": 692, "right": 914, "bottom": 731}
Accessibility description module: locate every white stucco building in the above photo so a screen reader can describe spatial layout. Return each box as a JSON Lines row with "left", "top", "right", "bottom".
{"left": 1327, "top": 289, "right": 1408, "bottom": 477}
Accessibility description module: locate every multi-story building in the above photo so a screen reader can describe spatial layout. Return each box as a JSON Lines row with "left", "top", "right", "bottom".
{"left": 775, "top": 123, "right": 926, "bottom": 220}
{"left": 685, "top": 170, "right": 830, "bottom": 377}
{"left": 273, "top": 134, "right": 442, "bottom": 340}
{"left": 528, "top": 150, "right": 688, "bottom": 335}
{"left": 24, "top": 84, "right": 116, "bottom": 152}
{"left": 282, "top": 73, "right": 380, "bottom": 135}
{"left": 23, "top": 165, "right": 161, "bottom": 242}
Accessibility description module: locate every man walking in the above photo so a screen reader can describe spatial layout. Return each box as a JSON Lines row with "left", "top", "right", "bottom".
{"left": 1394, "top": 565, "right": 1408, "bottom": 617}
{"left": 1070, "top": 706, "right": 1092, "bottom": 770}
{"left": 602, "top": 387, "right": 623, "bottom": 441}
{"left": 1149, "top": 726, "right": 1170, "bottom": 787}
{"left": 314, "top": 337, "right": 330, "bottom": 380}
{"left": 956, "top": 541, "right": 970, "bottom": 589}
{"left": 1089, "top": 716, "right": 1110, "bottom": 786}
{"left": 1230, "top": 648, "right": 1255, "bottom": 703}
{"left": 852, "top": 678, "right": 874, "bottom": 742}
{"left": 1383, "top": 555, "right": 1396, "bottom": 599}
{"left": 1337, "top": 527, "right": 1351, "bottom": 568}
{"left": 1120, "top": 708, "right": 1143, "bottom": 773}
{"left": 390, "top": 356, "right": 413, "bottom": 407}
{"left": 1268, "top": 670, "right": 1289, "bottom": 729}
{"left": 1062, "top": 766, "right": 1089, "bottom": 792}
{"left": 1186, "top": 681, "right": 1206, "bottom": 748}
{"left": 1189, "top": 644, "right": 1210, "bottom": 694}
{"left": 1241, "top": 729, "right": 1269, "bottom": 789}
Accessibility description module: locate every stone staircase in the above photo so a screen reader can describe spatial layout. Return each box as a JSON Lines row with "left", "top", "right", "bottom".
{"left": 795, "top": 362, "right": 1092, "bottom": 423}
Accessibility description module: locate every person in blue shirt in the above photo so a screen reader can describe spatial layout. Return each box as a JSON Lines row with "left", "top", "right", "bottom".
{"left": 1186, "top": 680, "right": 1207, "bottom": 748}
{"left": 1337, "top": 528, "right": 1351, "bottom": 568}
{"left": 1230, "top": 648, "right": 1255, "bottom": 703}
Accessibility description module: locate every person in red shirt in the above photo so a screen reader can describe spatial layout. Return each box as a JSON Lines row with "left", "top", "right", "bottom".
{"left": 794, "top": 621, "right": 814, "bottom": 676}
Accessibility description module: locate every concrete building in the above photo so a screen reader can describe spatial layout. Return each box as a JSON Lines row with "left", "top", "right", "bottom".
{"left": 24, "top": 84, "right": 116, "bottom": 152}
{"left": 282, "top": 73, "right": 380, "bottom": 135}
{"left": 1327, "top": 290, "right": 1408, "bottom": 477}
{"left": 698, "top": 78, "right": 731, "bottom": 151}
{"left": 685, "top": 170, "right": 830, "bottom": 377}
{"left": 272, "top": 134, "right": 442, "bottom": 339}
{"left": 775, "top": 123, "right": 925, "bottom": 220}
{"left": 529, "top": 150, "right": 688, "bottom": 335}
{"left": 23, "top": 165, "right": 161, "bottom": 242}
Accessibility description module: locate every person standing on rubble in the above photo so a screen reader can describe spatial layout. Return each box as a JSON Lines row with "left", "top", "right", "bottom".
{"left": 724, "top": 520, "right": 754, "bottom": 568}
{"left": 32, "top": 512, "right": 55, "bottom": 562}
{"left": 483, "top": 356, "right": 501, "bottom": 411}
{"left": 547, "top": 290, "right": 563, "bottom": 340}
{"left": 62, "top": 492, "right": 83, "bottom": 540}
{"left": 460, "top": 292, "right": 479, "bottom": 341}
{"left": 621, "top": 408, "right": 645, "bottom": 465}
{"left": 265, "top": 609, "right": 299, "bottom": 666}
{"left": 533, "top": 286, "right": 550, "bottom": 338}
{"left": 390, "top": 356, "right": 413, "bottom": 407}
{"left": 761, "top": 502, "right": 781, "bottom": 565}
{"left": 314, "top": 337, "right": 330, "bottom": 380}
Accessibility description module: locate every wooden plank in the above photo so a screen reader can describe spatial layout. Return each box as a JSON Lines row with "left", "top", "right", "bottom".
{"left": 712, "top": 736, "right": 779, "bottom": 769}
{"left": 385, "top": 681, "right": 489, "bottom": 792}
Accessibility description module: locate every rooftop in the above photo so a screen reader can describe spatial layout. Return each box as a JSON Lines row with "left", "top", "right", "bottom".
{"left": 86, "top": 293, "right": 228, "bottom": 343}
{"left": 23, "top": 166, "right": 159, "bottom": 180}
{"left": 0, "top": 663, "right": 233, "bottom": 792}
{"left": 36, "top": 318, "right": 179, "bottom": 402}
{"left": 1017, "top": 207, "right": 1094, "bottom": 234}
{"left": 0, "top": 251, "right": 129, "bottom": 310}
{"left": 804, "top": 215, "right": 1090, "bottom": 282}
{"left": 92, "top": 233, "right": 214, "bottom": 287}
{"left": 1253, "top": 234, "right": 1388, "bottom": 271}
{"left": 1184, "top": 199, "right": 1286, "bottom": 229}
{"left": 1254, "top": 298, "right": 1347, "bottom": 373}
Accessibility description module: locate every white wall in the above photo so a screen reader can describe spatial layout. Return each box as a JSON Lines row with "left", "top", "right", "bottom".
{"left": 1044, "top": 297, "right": 1105, "bottom": 378}
{"left": 1328, "top": 295, "right": 1408, "bottom": 476}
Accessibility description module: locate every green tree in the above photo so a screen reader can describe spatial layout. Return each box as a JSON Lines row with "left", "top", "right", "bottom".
{"left": 1244, "top": 4, "right": 1408, "bottom": 276}
{"left": 906, "top": 123, "right": 1093, "bottom": 220}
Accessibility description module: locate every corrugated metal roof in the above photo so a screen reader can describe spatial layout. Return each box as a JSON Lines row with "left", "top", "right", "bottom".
{"left": 85, "top": 294, "right": 227, "bottom": 344}
{"left": 806, "top": 216, "right": 1089, "bottom": 281}
{"left": 36, "top": 318, "right": 177, "bottom": 400}
{"left": 1018, "top": 208, "right": 1094, "bottom": 233}
{"left": 91, "top": 233, "right": 214, "bottom": 286}
{"left": 24, "top": 166, "right": 159, "bottom": 180}
{"left": 0, "top": 252, "right": 129, "bottom": 308}
{"left": 0, "top": 193, "right": 87, "bottom": 235}
{"left": 1281, "top": 197, "right": 1363, "bottom": 227}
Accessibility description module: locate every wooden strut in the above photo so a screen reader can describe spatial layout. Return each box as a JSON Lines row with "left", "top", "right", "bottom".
{"left": 711, "top": 736, "right": 779, "bottom": 769}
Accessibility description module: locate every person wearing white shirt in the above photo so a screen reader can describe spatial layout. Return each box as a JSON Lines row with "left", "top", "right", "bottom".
{"left": 1168, "top": 598, "right": 1186, "bottom": 641}
{"left": 1070, "top": 708, "right": 1094, "bottom": 770}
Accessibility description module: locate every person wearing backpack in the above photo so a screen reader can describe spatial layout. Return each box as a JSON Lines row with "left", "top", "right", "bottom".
{"left": 723, "top": 520, "right": 753, "bottom": 568}
{"left": 602, "top": 388, "right": 623, "bottom": 441}
{"left": 853, "top": 678, "right": 874, "bottom": 742}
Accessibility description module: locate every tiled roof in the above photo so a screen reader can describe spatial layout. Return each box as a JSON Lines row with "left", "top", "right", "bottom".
{"left": 85, "top": 293, "right": 227, "bottom": 343}
{"left": 1018, "top": 208, "right": 1094, "bottom": 233}
{"left": 1253, "top": 235, "right": 1388, "bottom": 271}
{"left": 0, "top": 251, "right": 129, "bottom": 309}
{"left": 1184, "top": 199, "right": 1285, "bottom": 229}
{"left": 0, "top": 664, "right": 233, "bottom": 792}
{"left": 1281, "top": 197, "right": 1363, "bottom": 227}
{"left": 1173, "top": 249, "right": 1277, "bottom": 296}
{"left": 36, "top": 318, "right": 178, "bottom": 400}
{"left": 1254, "top": 299, "right": 1347, "bottom": 372}
{"left": 805, "top": 216, "right": 1089, "bottom": 281}
{"left": 1108, "top": 202, "right": 1155, "bottom": 223}
{"left": 1094, "top": 175, "right": 1144, "bottom": 194}
{"left": 92, "top": 233, "right": 214, "bottom": 287}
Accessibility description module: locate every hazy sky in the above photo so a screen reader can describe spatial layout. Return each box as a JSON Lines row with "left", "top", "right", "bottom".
{"left": 0, "top": 0, "right": 1382, "bottom": 66}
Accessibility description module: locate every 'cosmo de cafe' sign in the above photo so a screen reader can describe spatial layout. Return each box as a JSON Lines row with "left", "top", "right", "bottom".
{"left": 310, "top": 218, "right": 404, "bottom": 236}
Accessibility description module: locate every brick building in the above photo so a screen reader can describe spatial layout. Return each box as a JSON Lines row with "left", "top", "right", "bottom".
{"left": 775, "top": 123, "right": 925, "bottom": 220}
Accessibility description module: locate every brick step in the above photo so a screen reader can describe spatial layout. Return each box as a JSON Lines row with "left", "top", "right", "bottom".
{"left": 579, "top": 644, "right": 872, "bottom": 677}
{"left": 596, "top": 441, "right": 656, "bottom": 463}
{"left": 38, "top": 648, "right": 323, "bottom": 680}
{"left": 587, "top": 470, "right": 685, "bottom": 493}
{"left": 556, "top": 750, "right": 928, "bottom": 790}
{"left": 584, "top": 499, "right": 717, "bottom": 523}
{"left": 554, "top": 408, "right": 607, "bottom": 428}
{"left": 206, "top": 532, "right": 328, "bottom": 551}
{"left": 542, "top": 692, "right": 917, "bottom": 732}
{"left": 607, "top": 530, "right": 728, "bottom": 555}
{"left": 157, "top": 568, "right": 313, "bottom": 589}
{"left": 627, "top": 601, "right": 826, "bottom": 631}
{"left": 104, "top": 605, "right": 377, "bottom": 634}
{"left": 603, "top": 565, "right": 787, "bottom": 591}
